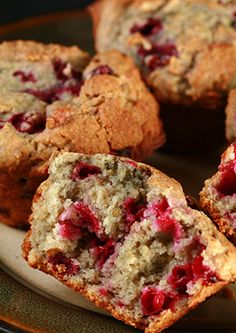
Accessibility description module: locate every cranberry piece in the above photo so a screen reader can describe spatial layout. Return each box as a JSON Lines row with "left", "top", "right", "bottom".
{"left": 8, "top": 112, "right": 45, "bottom": 134}
{"left": 138, "top": 43, "right": 178, "bottom": 70}
{"left": 141, "top": 288, "right": 166, "bottom": 315}
{"left": 168, "top": 255, "right": 217, "bottom": 293}
{"left": 48, "top": 252, "right": 80, "bottom": 275}
{"left": 25, "top": 82, "right": 82, "bottom": 103}
{"left": 141, "top": 288, "right": 178, "bottom": 315}
{"left": 89, "top": 65, "right": 114, "bottom": 78}
{"left": 216, "top": 160, "right": 236, "bottom": 196}
{"left": 123, "top": 197, "right": 146, "bottom": 233}
{"left": 192, "top": 255, "right": 218, "bottom": 285}
{"left": 91, "top": 239, "right": 115, "bottom": 269}
{"left": 168, "top": 263, "right": 193, "bottom": 293}
{"left": 148, "top": 198, "right": 184, "bottom": 241}
{"left": 71, "top": 162, "right": 101, "bottom": 180}
{"left": 52, "top": 59, "right": 69, "bottom": 82}
{"left": 59, "top": 202, "right": 99, "bottom": 240}
{"left": 130, "top": 18, "right": 163, "bottom": 37}
{"left": 13, "top": 70, "right": 36, "bottom": 83}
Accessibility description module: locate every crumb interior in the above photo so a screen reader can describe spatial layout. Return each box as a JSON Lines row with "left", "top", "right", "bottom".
{"left": 29, "top": 153, "right": 220, "bottom": 323}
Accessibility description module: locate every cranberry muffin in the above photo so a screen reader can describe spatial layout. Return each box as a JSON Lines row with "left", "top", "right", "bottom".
{"left": 226, "top": 89, "right": 236, "bottom": 142}
{"left": 23, "top": 152, "right": 236, "bottom": 333}
{"left": 200, "top": 141, "right": 236, "bottom": 245}
{"left": 90, "top": 0, "right": 236, "bottom": 152}
{"left": 0, "top": 41, "right": 164, "bottom": 227}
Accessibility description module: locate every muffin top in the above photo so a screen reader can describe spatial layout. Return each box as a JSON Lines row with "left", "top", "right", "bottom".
{"left": 90, "top": 0, "right": 236, "bottom": 105}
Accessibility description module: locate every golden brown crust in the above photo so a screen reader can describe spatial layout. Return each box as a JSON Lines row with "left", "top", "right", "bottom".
{"left": 200, "top": 143, "right": 236, "bottom": 245}
{"left": 226, "top": 89, "right": 236, "bottom": 142}
{"left": 0, "top": 40, "right": 89, "bottom": 69}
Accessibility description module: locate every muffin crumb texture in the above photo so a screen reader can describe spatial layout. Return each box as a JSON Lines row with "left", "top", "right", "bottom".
{"left": 23, "top": 153, "right": 236, "bottom": 333}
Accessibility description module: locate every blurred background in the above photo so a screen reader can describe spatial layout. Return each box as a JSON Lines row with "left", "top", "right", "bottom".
{"left": 0, "top": 0, "right": 94, "bottom": 24}
{"left": 0, "top": 0, "right": 95, "bottom": 52}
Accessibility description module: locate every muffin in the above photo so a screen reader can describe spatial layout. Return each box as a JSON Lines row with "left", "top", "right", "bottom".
{"left": 89, "top": 0, "right": 236, "bottom": 152}
{"left": 200, "top": 141, "right": 236, "bottom": 245}
{"left": 23, "top": 152, "right": 236, "bottom": 333}
{"left": 0, "top": 41, "right": 164, "bottom": 228}
{"left": 226, "top": 89, "right": 236, "bottom": 142}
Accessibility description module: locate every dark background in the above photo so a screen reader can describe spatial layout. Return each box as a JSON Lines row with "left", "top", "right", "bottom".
{"left": 0, "top": 1, "right": 94, "bottom": 24}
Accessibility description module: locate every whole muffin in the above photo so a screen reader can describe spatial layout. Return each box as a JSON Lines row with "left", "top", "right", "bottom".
{"left": 90, "top": 0, "right": 236, "bottom": 152}
{"left": 226, "top": 89, "right": 236, "bottom": 142}
{"left": 23, "top": 152, "right": 236, "bottom": 333}
{"left": 200, "top": 141, "right": 236, "bottom": 245}
{"left": 0, "top": 41, "right": 164, "bottom": 228}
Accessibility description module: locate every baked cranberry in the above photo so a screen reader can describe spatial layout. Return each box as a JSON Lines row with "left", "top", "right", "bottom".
{"left": 216, "top": 160, "right": 236, "bottom": 196}
{"left": 48, "top": 252, "right": 80, "bottom": 275}
{"left": 71, "top": 162, "right": 101, "bottom": 180}
{"left": 146, "top": 198, "right": 184, "bottom": 241}
{"left": 13, "top": 70, "right": 36, "bottom": 83}
{"left": 99, "top": 288, "right": 109, "bottom": 296}
{"left": 141, "top": 288, "right": 178, "bottom": 315}
{"left": 168, "top": 255, "right": 217, "bottom": 293}
{"left": 123, "top": 197, "right": 146, "bottom": 233}
{"left": 52, "top": 59, "right": 68, "bottom": 81}
{"left": 89, "top": 65, "right": 114, "bottom": 78}
{"left": 130, "top": 18, "right": 163, "bottom": 37}
{"left": 8, "top": 112, "right": 45, "bottom": 134}
{"left": 90, "top": 239, "right": 115, "bottom": 269}
{"left": 59, "top": 202, "right": 99, "bottom": 240}
{"left": 138, "top": 43, "right": 178, "bottom": 70}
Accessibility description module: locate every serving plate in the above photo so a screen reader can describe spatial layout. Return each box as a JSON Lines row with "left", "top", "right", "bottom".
{"left": 0, "top": 9, "right": 236, "bottom": 333}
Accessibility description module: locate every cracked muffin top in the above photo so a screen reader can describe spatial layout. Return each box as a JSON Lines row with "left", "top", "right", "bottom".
{"left": 90, "top": 0, "right": 236, "bottom": 106}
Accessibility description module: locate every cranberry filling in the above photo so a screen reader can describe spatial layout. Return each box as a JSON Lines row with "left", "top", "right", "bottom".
{"left": 89, "top": 65, "right": 114, "bottom": 78}
{"left": 13, "top": 70, "right": 36, "bottom": 83}
{"left": 52, "top": 59, "right": 82, "bottom": 82}
{"left": 58, "top": 202, "right": 99, "bottom": 240}
{"left": 123, "top": 197, "right": 146, "bottom": 233}
{"left": 25, "top": 82, "right": 83, "bottom": 104}
{"left": 138, "top": 43, "right": 178, "bottom": 70}
{"left": 90, "top": 239, "right": 115, "bottom": 269}
{"left": 216, "top": 160, "right": 236, "bottom": 196}
{"left": 48, "top": 252, "right": 80, "bottom": 275}
{"left": 24, "top": 59, "right": 83, "bottom": 103}
{"left": 8, "top": 112, "right": 45, "bottom": 134}
{"left": 130, "top": 18, "right": 163, "bottom": 37}
{"left": 141, "top": 288, "right": 178, "bottom": 316}
{"left": 168, "top": 255, "right": 217, "bottom": 293}
{"left": 71, "top": 162, "right": 101, "bottom": 180}
{"left": 147, "top": 198, "right": 184, "bottom": 241}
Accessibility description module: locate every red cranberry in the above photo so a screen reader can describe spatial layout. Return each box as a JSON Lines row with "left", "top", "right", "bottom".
{"left": 216, "top": 160, "right": 236, "bottom": 196}
{"left": 71, "top": 162, "right": 101, "bottom": 180}
{"left": 138, "top": 43, "right": 178, "bottom": 70}
{"left": 48, "top": 252, "right": 80, "bottom": 275}
{"left": 59, "top": 202, "right": 99, "bottom": 240}
{"left": 168, "top": 255, "right": 217, "bottom": 293}
{"left": 141, "top": 288, "right": 178, "bottom": 315}
{"left": 123, "top": 197, "right": 146, "bottom": 233}
{"left": 141, "top": 288, "right": 166, "bottom": 315}
{"left": 130, "top": 18, "right": 163, "bottom": 37}
{"left": 89, "top": 65, "right": 114, "bottom": 78}
{"left": 13, "top": 70, "right": 36, "bottom": 83}
{"left": 8, "top": 112, "right": 45, "bottom": 134}
{"left": 90, "top": 239, "right": 115, "bottom": 269}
